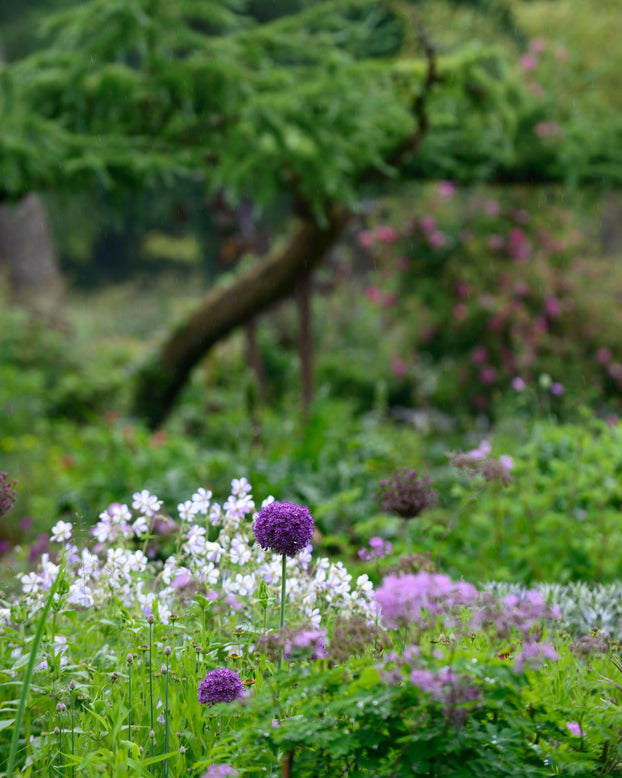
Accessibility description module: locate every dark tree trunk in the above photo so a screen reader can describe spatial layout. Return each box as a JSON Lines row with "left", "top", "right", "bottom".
{"left": 132, "top": 203, "right": 349, "bottom": 428}
{"left": 0, "top": 194, "right": 65, "bottom": 320}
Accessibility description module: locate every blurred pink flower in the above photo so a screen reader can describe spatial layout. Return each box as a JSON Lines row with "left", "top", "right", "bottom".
{"left": 453, "top": 303, "right": 468, "bottom": 321}
{"left": 544, "top": 297, "right": 562, "bottom": 319}
{"left": 358, "top": 229, "right": 375, "bottom": 248}
{"left": 484, "top": 200, "right": 500, "bottom": 217}
{"left": 529, "top": 37, "right": 547, "bottom": 54}
{"left": 365, "top": 286, "right": 382, "bottom": 303}
{"left": 454, "top": 280, "right": 471, "bottom": 299}
{"left": 437, "top": 180, "right": 456, "bottom": 199}
{"left": 428, "top": 231, "right": 447, "bottom": 249}
{"left": 596, "top": 347, "right": 612, "bottom": 365}
{"left": 382, "top": 291, "right": 398, "bottom": 309}
{"left": 376, "top": 225, "right": 399, "bottom": 244}
{"left": 519, "top": 53, "right": 538, "bottom": 71}
{"left": 507, "top": 228, "right": 532, "bottom": 261}
{"left": 500, "top": 454, "right": 514, "bottom": 472}
{"left": 419, "top": 215, "right": 437, "bottom": 233}
{"left": 471, "top": 346, "right": 488, "bottom": 365}
{"left": 555, "top": 45, "right": 568, "bottom": 63}
{"left": 391, "top": 357, "right": 407, "bottom": 378}
{"left": 479, "top": 366, "right": 497, "bottom": 385}
{"left": 609, "top": 362, "right": 622, "bottom": 380}
{"left": 488, "top": 234, "right": 504, "bottom": 251}
{"left": 566, "top": 722, "right": 585, "bottom": 738}
{"left": 535, "top": 121, "right": 564, "bottom": 139}
{"left": 526, "top": 81, "right": 545, "bottom": 97}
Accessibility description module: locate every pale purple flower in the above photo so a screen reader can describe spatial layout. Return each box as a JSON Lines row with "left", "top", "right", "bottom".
{"left": 50, "top": 521, "right": 72, "bottom": 544}
{"left": 511, "top": 376, "right": 526, "bottom": 392}
{"left": 178, "top": 500, "right": 196, "bottom": 522}
{"left": 513, "top": 642, "right": 558, "bottom": 673}
{"left": 566, "top": 721, "right": 585, "bottom": 737}
{"left": 191, "top": 487, "right": 212, "bottom": 514}
{"left": 550, "top": 382, "right": 565, "bottom": 396}
{"left": 201, "top": 765, "right": 238, "bottom": 778}
{"left": 519, "top": 53, "right": 538, "bottom": 71}
{"left": 284, "top": 628, "right": 328, "bottom": 659}
{"left": 499, "top": 455, "right": 514, "bottom": 472}
{"left": 132, "top": 490, "right": 162, "bottom": 517}
{"left": 231, "top": 477, "right": 252, "bottom": 497}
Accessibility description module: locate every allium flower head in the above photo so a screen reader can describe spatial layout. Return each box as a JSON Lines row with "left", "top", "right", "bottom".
{"left": 198, "top": 668, "right": 245, "bottom": 706}
{"left": 253, "top": 501, "right": 314, "bottom": 557}
{"left": 376, "top": 469, "right": 438, "bottom": 519}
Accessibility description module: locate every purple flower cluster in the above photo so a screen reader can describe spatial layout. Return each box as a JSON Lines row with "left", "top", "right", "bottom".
{"left": 253, "top": 501, "right": 314, "bottom": 557}
{"left": 358, "top": 536, "right": 393, "bottom": 562}
{"left": 198, "top": 668, "right": 245, "bottom": 706}
{"left": 284, "top": 628, "right": 328, "bottom": 660}
{"left": 374, "top": 572, "right": 477, "bottom": 629}
{"left": 201, "top": 766, "right": 238, "bottom": 778}
{"left": 376, "top": 469, "right": 438, "bottom": 520}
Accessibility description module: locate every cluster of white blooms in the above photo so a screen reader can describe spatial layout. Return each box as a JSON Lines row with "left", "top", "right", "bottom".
{"left": 11, "top": 479, "right": 377, "bottom": 629}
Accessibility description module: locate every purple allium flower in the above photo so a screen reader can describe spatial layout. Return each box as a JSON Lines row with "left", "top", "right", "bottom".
{"left": 253, "top": 501, "right": 314, "bottom": 557}
{"left": 376, "top": 469, "right": 438, "bottom": 520}
{"left": 197, "top": 668, "right": 245, "bottom": 706}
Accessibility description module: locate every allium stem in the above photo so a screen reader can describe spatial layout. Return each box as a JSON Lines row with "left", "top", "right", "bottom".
{"left": 278, "top": 554, "right": 286, "bottom": 672}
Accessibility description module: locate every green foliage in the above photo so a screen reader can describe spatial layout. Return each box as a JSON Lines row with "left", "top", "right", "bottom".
{"left": 414, "top": 414, "right": 622, "bottom": 584}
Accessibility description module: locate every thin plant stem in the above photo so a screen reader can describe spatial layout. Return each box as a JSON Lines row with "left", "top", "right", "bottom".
{"left": 163, "top": 653, "right": 170, "bottom": 778}
{"left": 149, "top": 619, "right": 155, "bottom": 762}
{"left": 7, "top": 571, "right": 63, "bottom": 778}
{"left": 278, "top": 554, "right": 286, "bottom": 672}
{"left": 128, "top": 662, "right": 132, "bottom": 758}
{"left": 70, "top": 683, "right": 75, "bottom": 778}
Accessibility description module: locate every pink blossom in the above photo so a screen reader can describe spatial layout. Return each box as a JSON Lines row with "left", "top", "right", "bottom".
{"left": 453, "top": 303, "right": 468, "bottom": 322}
{"left": 484, "top": 200, "right": 500, "bottom": 217}
{"left": 454, "top": 281, "right": 471, "bottom": 298}
{"left": 437, "top": 180, "right": 456, "bottom": 199}
{"left": 488, "top": 233, "right": 504, "bottom": 251}
{"left": 596, "top": 347, "right": 612, "bottom": 365}
{"left": 471, "top": 346, "right": 488, "bottom": 365}
{"left": 529, "top": 37, "right": 547, "bottom": 55}
{"left": 507, "top": 228, "right": 532, "bottom": 261}
{"left": 357, "top": 229, "right": 375, "bottom": 248}
{"left": 428, "top": 231, "right": 447, "bottom": 249}
{"left": 391, "top": 357, "right": 407, "bottom": 378}
{"left": 519, "top": 53, "right": 538, "bottom": 72}
{"left": 544, "top": 297, "right": 562, "bottom": 319}
{"left": 608, "top": 362, "right": 622, "bottom": 381}
{"left": 478, "top": 366, "right": 497, "bottom": 385}
{"left": 419, "top": 215, "right": 437, "bottom": 233}
{"left": 376, "top": 225, "right": 399, "bottom": 244}
{"left": 365, "top": 286, "right": 381, "bottom": 303}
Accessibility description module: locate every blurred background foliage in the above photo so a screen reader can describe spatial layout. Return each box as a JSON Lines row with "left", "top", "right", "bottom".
{"left": 1, "top": 0, "right": 622, "bottom": 586}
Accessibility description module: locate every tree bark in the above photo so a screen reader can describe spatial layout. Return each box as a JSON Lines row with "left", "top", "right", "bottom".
{"left": 0, "top": 194, "right": 65, "bottom": 320}
{"left": 132, "top": 203, "right": 350, "bottom": 428}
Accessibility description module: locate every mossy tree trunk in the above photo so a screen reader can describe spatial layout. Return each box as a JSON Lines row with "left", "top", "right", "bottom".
{"left": 132, "top": 203, "right": 350, "bottom": 428}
